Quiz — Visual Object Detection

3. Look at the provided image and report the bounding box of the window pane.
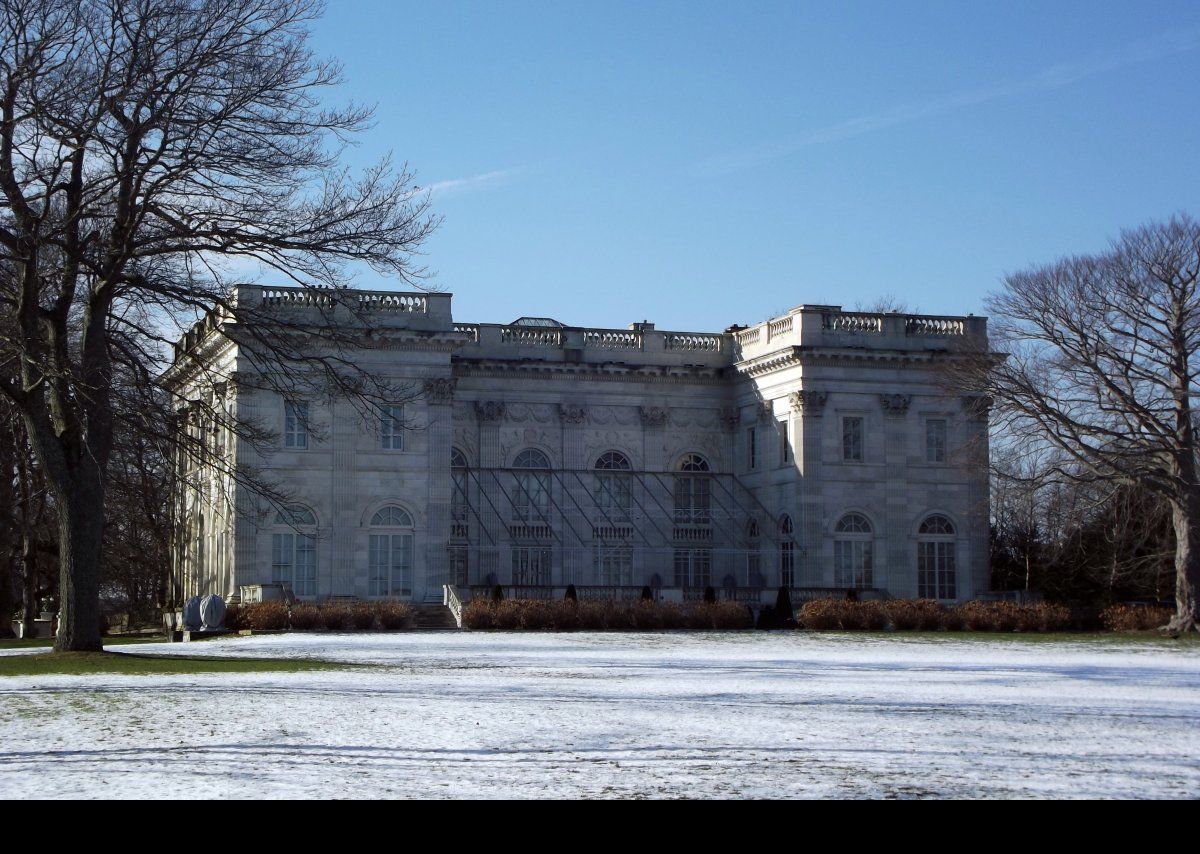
[926,419,947,463]
[842,416,863,462]
[381,405,404,450]
[284,401,308,449]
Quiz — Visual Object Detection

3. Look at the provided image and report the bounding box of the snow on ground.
[1,632,1198,799]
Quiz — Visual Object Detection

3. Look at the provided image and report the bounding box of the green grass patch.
[0,635,167,651]
[0,651,352,677]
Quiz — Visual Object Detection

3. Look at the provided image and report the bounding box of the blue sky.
[309,0,1200,331]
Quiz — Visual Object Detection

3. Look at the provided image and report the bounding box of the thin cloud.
[423,169,515,197]
[696,26,1200,176]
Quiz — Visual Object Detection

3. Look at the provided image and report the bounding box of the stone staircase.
[411,603,459,630]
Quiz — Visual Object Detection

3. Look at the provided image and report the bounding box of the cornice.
[732,345,979,377]
[451,359,727,385]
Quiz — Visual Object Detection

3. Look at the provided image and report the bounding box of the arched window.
[834,512,873,589]
[451,448,470,538]
[272,505,317,596]
[594,451,632,516]
[369,505,414,598]
[779,514,795,589]
[512,449,551,522]
[918,515,957,600]
[746,519,763,588]
[674,453,711,524]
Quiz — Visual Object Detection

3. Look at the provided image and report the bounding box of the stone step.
[410,604,459,630]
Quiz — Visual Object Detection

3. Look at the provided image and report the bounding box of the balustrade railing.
[823,312,884,333]
[453,323,480,341]
[583,329,643,349]
[904,316,966,336]
[499,326,563,346]
[663,332,724,352]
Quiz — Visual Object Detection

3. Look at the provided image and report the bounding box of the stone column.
[640,406,670,585]
[423,378,456,601]
[559,404,587,586]
[880,393,912,597]
[791,390,826,588]
[232,388,262,600]
[475,401,505,585]
[330,398,357,598]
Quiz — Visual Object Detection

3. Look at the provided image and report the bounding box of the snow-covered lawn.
[1,632,1197,799]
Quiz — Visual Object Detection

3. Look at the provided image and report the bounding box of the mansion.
[166,286,992,612]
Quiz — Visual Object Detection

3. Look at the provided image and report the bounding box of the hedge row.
[1098,604,1174,633]
[462,598,754,631]
[226,601,414,632]
[795,599,1075,633]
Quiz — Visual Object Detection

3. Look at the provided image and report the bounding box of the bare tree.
[967,215,1200,634]
[0,0,437,651]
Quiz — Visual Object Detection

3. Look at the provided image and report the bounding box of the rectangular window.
[781,541,795,588]
[595,473,631,517]
[272,532,316,596]
[511,547,552,586]
[284,401,309,449]
[747,552,762,587]
[834,540,873,588]
[673,548,711,588]
[451,471,470,538]
[450,546,469,587]
[369,533,413,597]
[380,405,405,450]
[747,426,758,470]
[674,476,711,524]
[918,541,957,599]
[779,418,791,466]
[842,416,864,462]
[926,418,947,463]
[594,546,633,586]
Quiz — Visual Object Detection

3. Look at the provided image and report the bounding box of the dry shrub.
[798,599,842,630]
[958,601,999,632]
[457,598,751,631]
[462,598,492,630]
[289,603,322,631]
[377,601,414,630]
[492,600,522,630]
[940,606,966,632]
[225,604,245,631]
[708,602,754,630]
[320,603,352,631]
[860,601,889,631]
[350,603,377,630]
[239,601,289,631]
[631,599,665,630]
[886,600,921,631]
[1101,603,1173,632]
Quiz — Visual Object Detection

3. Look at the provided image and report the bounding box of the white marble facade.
[167,287,991,606]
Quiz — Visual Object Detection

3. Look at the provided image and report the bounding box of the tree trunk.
[21,535,37,634]
[1168,495,1200,635]
[51,471,106,652]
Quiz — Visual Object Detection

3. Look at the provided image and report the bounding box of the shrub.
[462,598,492,630]
[886,600,922,631]
[640,586,654,601]
[289,603,322,631]
[631,599,664,630]
[940,606,966,632]
[564,585,578,602]
[1100,603,1173,633]
[702,586,717,605]
[377,601,414,630]
[238,601,289,631]
[492,599,522,630]
[860,601,889,631]
[349,603,377,631]
[490,585,505,603]
[709,602,754,630]
[320,604,352,631]
[225,604,245,631]
[798,599,842,630]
